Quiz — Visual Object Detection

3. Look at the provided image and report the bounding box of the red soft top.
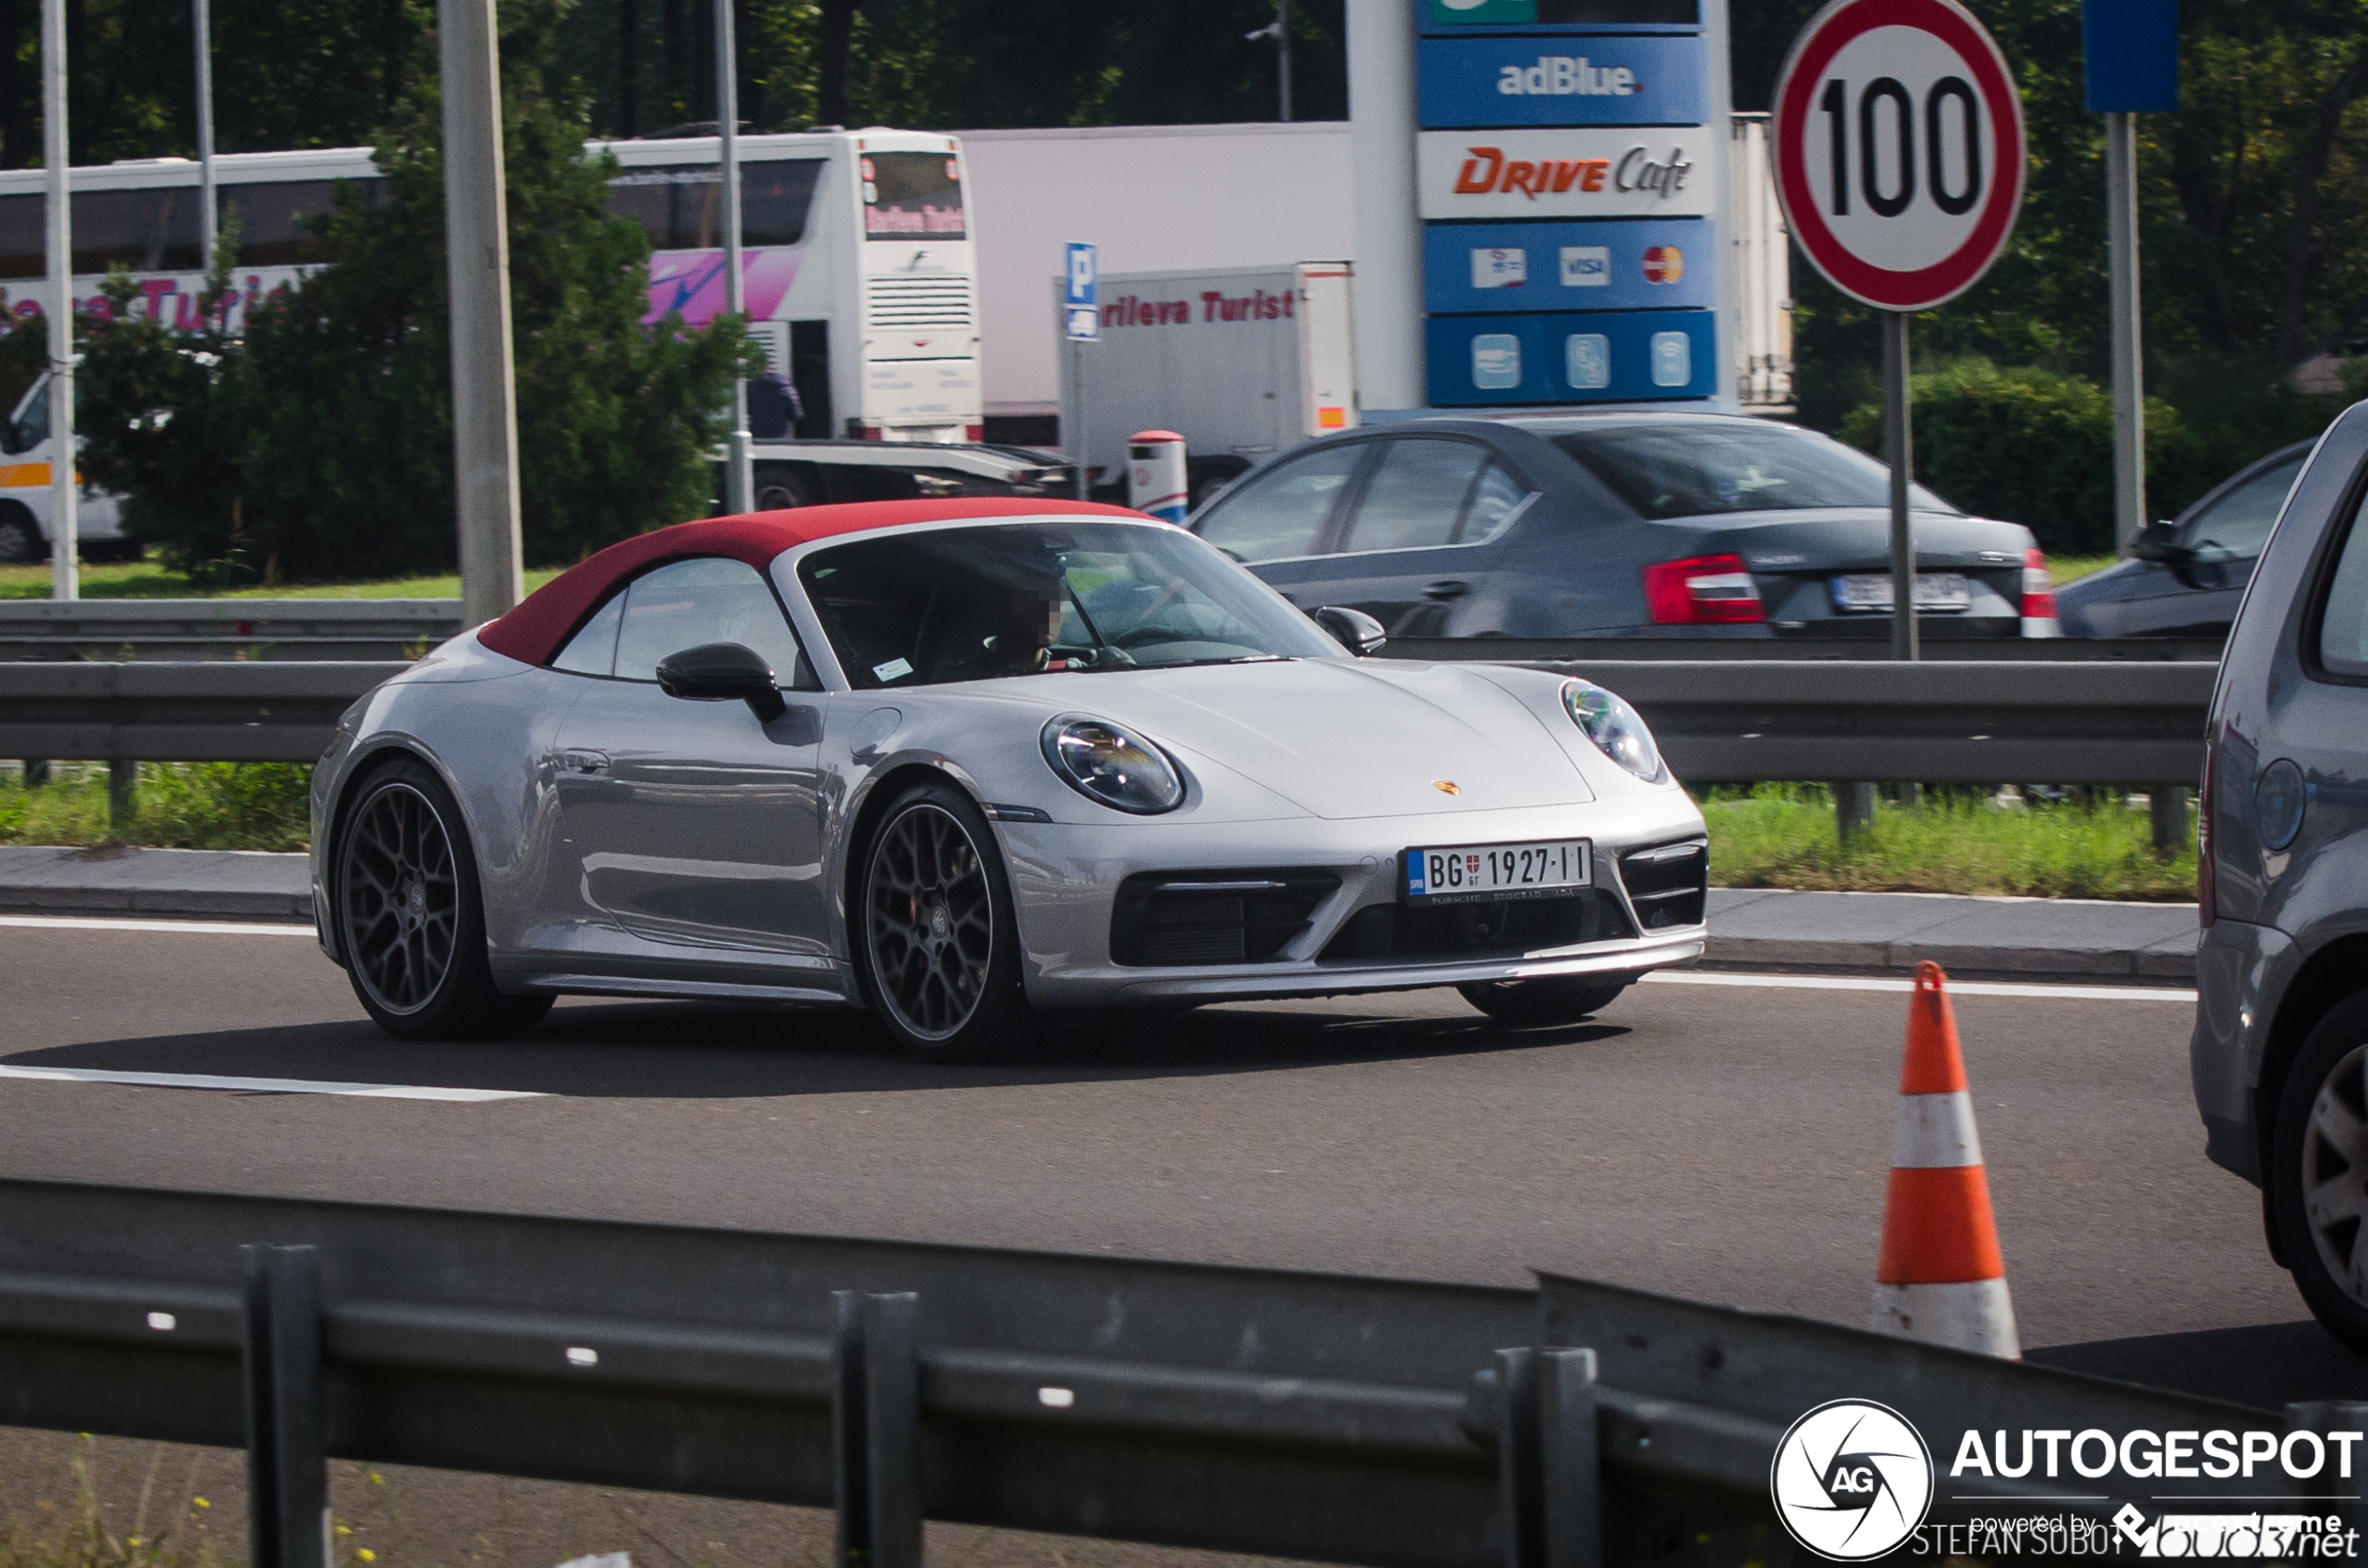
[476,497,1150,667]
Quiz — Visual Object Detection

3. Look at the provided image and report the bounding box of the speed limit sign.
[1772,0,2025,311]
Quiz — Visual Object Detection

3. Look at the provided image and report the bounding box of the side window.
[551,592,625,675]
[1339,439,1488,555]
[8,378,49,452]
[1460,461,1534,545]
[612,557,808,683]
[1192,443,1366,562]
[2185,455,2305,563]
[2319,497,2368,679]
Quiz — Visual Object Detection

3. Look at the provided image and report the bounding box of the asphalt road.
[6,913,2363,1567]
[0,914,2354,1403]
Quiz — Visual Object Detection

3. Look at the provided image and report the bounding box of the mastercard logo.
[1643,245,1685,284]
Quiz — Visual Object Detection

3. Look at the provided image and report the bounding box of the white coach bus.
[0,128,982,560]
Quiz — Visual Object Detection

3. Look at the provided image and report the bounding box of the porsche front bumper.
[997,795,1707,1009]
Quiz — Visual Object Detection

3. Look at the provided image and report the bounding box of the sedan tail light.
[2020,546,2060,637]
[1644,553,1764,625]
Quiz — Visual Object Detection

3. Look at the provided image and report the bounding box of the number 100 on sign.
[1773,0,2024,312]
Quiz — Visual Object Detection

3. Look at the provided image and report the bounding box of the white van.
[0,371,130,562]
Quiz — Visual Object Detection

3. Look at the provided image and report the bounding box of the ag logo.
[1769,1399,1934,1561]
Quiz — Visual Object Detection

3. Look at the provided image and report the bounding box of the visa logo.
[1560,245,1611,286]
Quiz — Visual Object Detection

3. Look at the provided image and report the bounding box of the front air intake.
[1109,870,1340,967]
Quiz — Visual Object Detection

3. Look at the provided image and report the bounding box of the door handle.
[560,749,611,776]
[1423,580,1470,600]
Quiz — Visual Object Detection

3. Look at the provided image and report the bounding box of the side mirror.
[2129,519,2187,564]
[655,641,787,721]
[1312,604,1387,657]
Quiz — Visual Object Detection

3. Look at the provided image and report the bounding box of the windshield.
[797,521,1342,689]
[1552,423,1959,519]
[2183,453,2304,563]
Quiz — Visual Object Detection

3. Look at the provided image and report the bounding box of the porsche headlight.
[1562,681,1666,783]
[1040,716,1185,814]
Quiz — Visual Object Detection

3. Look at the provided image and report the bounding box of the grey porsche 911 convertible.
[310,497,1708,1058]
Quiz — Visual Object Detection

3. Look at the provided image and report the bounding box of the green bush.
[1839,357,2355,555]
[1839,362,2182,555]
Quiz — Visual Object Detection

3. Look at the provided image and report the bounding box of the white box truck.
[1055,260,1357,505]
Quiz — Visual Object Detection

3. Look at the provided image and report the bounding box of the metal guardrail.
[0,658,2213,784]
[1535,659,2215,787]
[1389,636,2227,663]
[0,660,401,764]
[0,600,2219,666]
[3,1177,2350,1568]
[0,600,460,662]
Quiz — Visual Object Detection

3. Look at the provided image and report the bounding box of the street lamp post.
[41,0,75,601]
[717,0,752,515]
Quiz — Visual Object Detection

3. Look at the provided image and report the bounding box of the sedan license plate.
[1831,571,1971,612]
[1405,840,1590,904]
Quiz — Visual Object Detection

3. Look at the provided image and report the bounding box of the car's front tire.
[853,778,1030,1061]
[334,756,553,1040]
[1458,977,1628,1025]
[2271,991,2368,1354]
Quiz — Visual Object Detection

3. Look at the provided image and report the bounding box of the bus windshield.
[862,152,963,239]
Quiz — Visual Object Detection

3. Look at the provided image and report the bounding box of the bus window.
[0,195,38,278]
[606,158,821,251]
[861,153,962,240]
[73,188,204,274]
[218,178,386,267]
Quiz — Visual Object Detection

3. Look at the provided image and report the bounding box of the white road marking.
[0,914,315,937]
[0,1064,541,1101]
[1645,970,2196,1003]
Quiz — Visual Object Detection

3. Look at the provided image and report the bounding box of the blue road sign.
[1424,308,1714,406]
[1423,216,1715,315]
[1066,242,1098,307]
[1065,241,1099,341]
[2083,0,2178,113]
[1416,34,1708,129]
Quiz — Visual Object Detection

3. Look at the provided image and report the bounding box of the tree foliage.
[75,0,754,583]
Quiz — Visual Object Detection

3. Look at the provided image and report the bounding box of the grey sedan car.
[310,498,1709,1060]
[1185,411,2058,641]
[2190,406,2368,1351]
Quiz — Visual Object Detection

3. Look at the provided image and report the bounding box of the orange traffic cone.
[1870,961,2020,1358]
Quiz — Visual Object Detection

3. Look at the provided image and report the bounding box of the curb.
[0,846,313,922]
[0,848,2202,984]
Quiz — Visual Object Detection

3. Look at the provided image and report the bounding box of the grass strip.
[0,768,2198,901]
[1699,783,2197,901]
[0,563,566,600]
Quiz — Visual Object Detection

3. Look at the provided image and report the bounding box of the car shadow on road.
[2028,1319,2368,1409]
[2,997,1630,1098]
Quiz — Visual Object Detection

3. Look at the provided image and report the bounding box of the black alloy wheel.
[1458,977,1629,1025]
[335,757,552,1040]
[2272,992,2368,1354]
[856,779,1027,1060]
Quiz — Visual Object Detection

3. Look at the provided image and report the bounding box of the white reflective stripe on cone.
[1891,1089,1985,1169]
[1871,1278,2021,1359]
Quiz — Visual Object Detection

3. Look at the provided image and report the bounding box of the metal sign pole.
[1882,310,1917,662]
[41,0,74,601]
[1073,337,1087,501]
[2105,108,2144,547]
[194,0,216,270]
[717,0,751,515]
[440,0,525,627]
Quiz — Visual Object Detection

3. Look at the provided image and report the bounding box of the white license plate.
[1832,571,1971,612]
[1404,840,1590,904]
